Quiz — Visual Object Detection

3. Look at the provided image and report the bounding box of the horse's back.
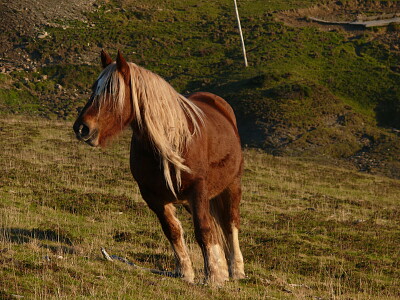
[188,92,238,134]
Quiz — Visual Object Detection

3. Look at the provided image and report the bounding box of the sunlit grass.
[0,115,399,299]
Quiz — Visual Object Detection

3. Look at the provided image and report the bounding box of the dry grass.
[0,115,399,299]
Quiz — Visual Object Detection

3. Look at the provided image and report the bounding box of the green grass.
[0,88,39,113]
[15,0,399,123]
[1,115,399,299]
[4,0,397,167]
[0,74,41,114]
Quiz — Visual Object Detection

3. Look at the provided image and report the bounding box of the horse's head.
[73,50,133,147]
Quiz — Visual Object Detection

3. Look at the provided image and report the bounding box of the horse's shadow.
[2,227,77,254]
[133,252,174,271]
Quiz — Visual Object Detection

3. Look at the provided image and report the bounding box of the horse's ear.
[116,50,130,80]
[100,50,113,68]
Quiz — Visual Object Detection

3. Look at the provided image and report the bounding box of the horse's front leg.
[142,190,194,283]
[191,179,229,285]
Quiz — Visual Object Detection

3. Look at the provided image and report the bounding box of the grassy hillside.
[1,1,399,299]
[1,0,399,177]
[1,115,399,299]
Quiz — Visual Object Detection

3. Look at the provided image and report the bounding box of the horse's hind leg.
[215,178,245,280]
[191,179,229,285]
[142,192,194,282]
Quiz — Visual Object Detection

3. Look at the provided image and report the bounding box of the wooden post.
[233,0,248,67]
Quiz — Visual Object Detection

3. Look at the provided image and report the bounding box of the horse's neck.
[130,123,157,154]
[130,132,162,171]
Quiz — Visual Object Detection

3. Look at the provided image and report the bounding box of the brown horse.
[73,50,245,285]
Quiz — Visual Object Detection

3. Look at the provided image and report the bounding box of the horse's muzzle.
[73,121,98,146]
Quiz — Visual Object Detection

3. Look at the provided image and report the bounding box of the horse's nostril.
[79,123,90,138]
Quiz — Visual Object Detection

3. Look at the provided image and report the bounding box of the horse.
[73,50,245,285]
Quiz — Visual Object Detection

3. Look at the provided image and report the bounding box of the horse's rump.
[188,92,239,134]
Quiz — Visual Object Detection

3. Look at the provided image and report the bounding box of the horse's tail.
[209,194,230,257]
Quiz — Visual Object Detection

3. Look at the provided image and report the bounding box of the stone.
[37,32,48,39]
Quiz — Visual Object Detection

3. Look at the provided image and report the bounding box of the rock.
[55,84,63,90]
[37,32,48,39]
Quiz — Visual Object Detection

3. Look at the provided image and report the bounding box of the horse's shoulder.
[188,92,237,127]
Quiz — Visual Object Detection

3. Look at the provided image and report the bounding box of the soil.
[0,0,96,70]
[277,1,400,28]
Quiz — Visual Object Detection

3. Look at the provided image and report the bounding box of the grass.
[11,0,399,124]
[0,74,40,115]
[3,0,398,171]
[1,1,399,295]
[1,115,399,299]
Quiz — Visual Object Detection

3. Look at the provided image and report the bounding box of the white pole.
[233,0,248,67]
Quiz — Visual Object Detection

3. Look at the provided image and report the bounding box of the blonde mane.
[93,62,204,197]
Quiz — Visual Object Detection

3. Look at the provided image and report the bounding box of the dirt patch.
[277,1,400,31]
[0,0,96,70]
[276,1,400,55]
